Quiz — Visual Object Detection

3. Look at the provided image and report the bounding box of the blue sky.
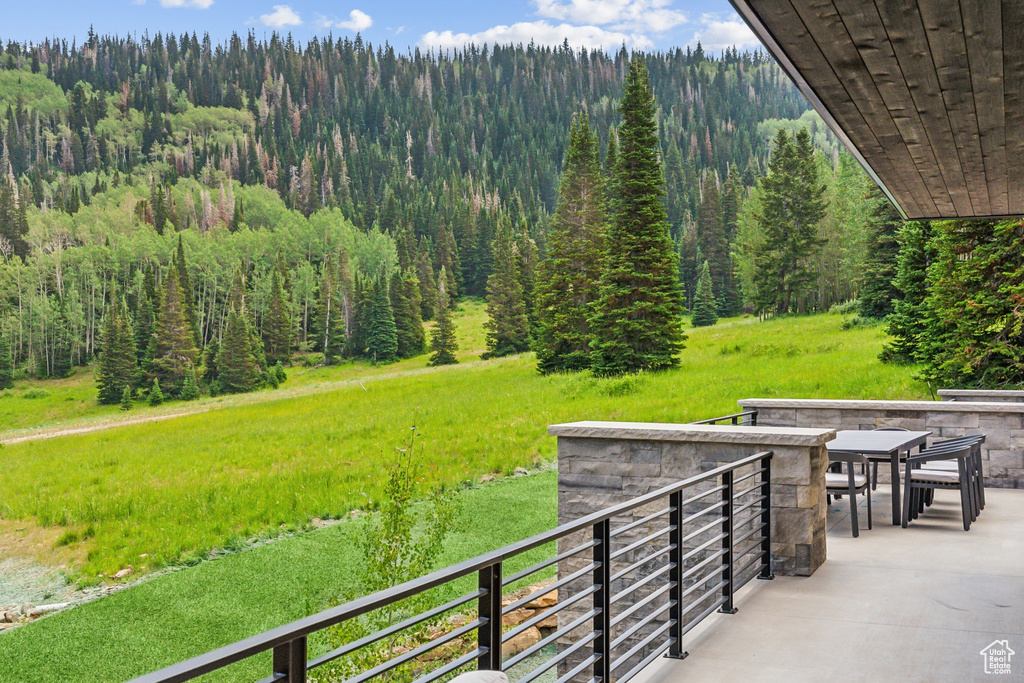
[1,0,762,54]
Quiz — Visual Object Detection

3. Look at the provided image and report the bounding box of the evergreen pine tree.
[590,58,686,375]
[858,187,904,320]
[96,299,139,404]
[181,367,199,401]
[483,215,530,359]
[175,236,200,346]
[120,385,133,411]
[691,261,719,327]
[202,338,219,385]
[217,306,260,393]
[428,269,458,367]
[262,268,292,365]
[751,129,827,315]
[148,265,198,396]
[534,114,607,374]
[392,270,425,358]
[0,330,13,390]
[416,243,438,320]
[366,277,399,364]
[880,221,934,364]
[149,378,164,405]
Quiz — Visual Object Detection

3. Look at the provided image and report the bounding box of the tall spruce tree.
[590,58,686,375]
[483,215,530,359]
[858,188,904,320]
[175,236,200,346]
[428,269,458,367]
[0,329,13,390]
[262,268,292,365]
[534,115,607,374]
[133,290,154,371]
[880,221,934,364]
[96,299,138,404]
[217,306,261,393]
[366,278,399,364]
[148,265,198,396]
[690,261,719,327]
[392,270,425,358]
[751,129,827,316]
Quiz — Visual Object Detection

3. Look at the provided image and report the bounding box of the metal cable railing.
[130,451,773,683]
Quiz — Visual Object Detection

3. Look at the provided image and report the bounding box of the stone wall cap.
[738,397,1024,413]
[547,421,835,446]
[937,389,1024,397]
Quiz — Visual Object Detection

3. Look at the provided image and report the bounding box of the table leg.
[890,451,901,526]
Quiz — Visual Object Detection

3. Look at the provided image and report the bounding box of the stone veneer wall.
[549,422,834,681]
[938,389,1024,403]
[738,398,1024,489]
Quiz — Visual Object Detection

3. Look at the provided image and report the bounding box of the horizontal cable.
[735,557,766,591]
[611,579,675,628]
[410,648,485,683]
[515,630,600,683]
[679,499,728,527]
[678,548,728,585]
[553,657,599,683]
[676,568,724,605]
[611,506,673,539]
[610,599,674,650]
[610,544,674,583]
[679,484,727,509]
[610,526,673,561]
[677,582,728,622]
[503,608,599,670]
[679,516,728,550]
[733,522,767,549]
[503,584,599,642]
[609,619,674,672]
[503,562,598,614]
[616,638,674,683]
[734,536,767,564]
[733,494,767,518]
[610,561,674,606]
[308,589,484,668]
[733,467,768,486]
[502,539,600,586]
[679,532,729,567]
[340,619,483,683]
[678,594,728,638]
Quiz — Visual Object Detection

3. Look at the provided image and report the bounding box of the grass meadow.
[0,305,927,581]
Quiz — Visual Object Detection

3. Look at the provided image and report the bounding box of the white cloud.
[534,0,686,33]
[260,4,303,28]
[315,9,372,32]
[159,0,214,8]
[688,13,759,52]
[419,21,651,52]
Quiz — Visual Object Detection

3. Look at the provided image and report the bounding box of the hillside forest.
[0,32,903,402]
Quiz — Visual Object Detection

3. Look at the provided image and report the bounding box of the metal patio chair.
[826,450,872,537]
[918,434,986,513]
[901,441,979,531]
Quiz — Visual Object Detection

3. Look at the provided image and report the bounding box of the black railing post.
[750,410,758,426]
[665,491,687,660]
[719,471,738,614]
[758,452,775,580]
[593,519,611,683]
[477,562,503,671]
[272,636,307,683]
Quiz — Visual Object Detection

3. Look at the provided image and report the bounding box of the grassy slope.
[0,309,926,580]
[0,471,559,683]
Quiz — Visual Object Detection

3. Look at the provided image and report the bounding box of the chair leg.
[960,481,972,531]
[849,485,859,538]
[902,483,912,528]
[866,485,872,530]
[871,461,878,491]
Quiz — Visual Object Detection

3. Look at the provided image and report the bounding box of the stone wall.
[938,389,1024,403]
[738,398,1024,489]
[549,422,834,681]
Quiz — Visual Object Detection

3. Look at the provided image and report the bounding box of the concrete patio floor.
[635,486,1024,682]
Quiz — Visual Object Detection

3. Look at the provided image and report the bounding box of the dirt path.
[0,408,214,445]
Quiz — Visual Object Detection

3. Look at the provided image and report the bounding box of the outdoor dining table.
[826,429,931,526]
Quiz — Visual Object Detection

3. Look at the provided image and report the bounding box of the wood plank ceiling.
[729,0,1024,220]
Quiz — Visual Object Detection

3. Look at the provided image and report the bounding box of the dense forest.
[0,30,881,397]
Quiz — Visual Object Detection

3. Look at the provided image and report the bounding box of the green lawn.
[0,471,559,683]
[0,310,926,580]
